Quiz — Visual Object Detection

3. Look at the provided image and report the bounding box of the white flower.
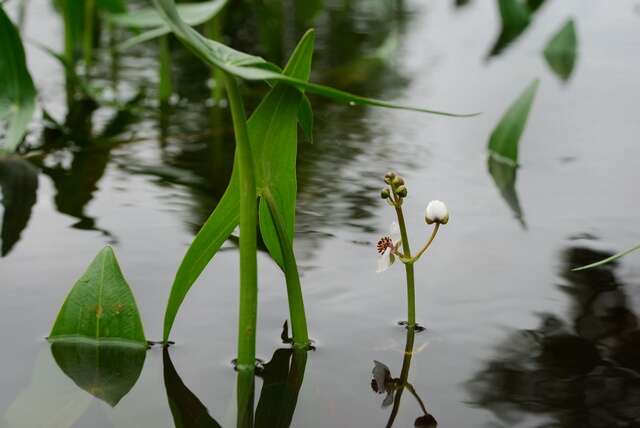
[425,200,449,225]
[376,222,403,273]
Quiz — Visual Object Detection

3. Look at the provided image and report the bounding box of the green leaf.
[108,0,228,50]
[0,5,37,153]
[49,246,147,346]
[297,95,314,143]
[488,79,539,165]
[0,157,38,256]
[544,19,577,81]
[51,340,146,406]
[162,30,312,340]
[488,157,525,228]
[163,348,222,427]
[572,243,640,271]
[96,0,126,14]
[488,0,532,57]
[151,0,476,117]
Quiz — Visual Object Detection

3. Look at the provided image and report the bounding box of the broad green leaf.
[488,0,531,57]
[0,5,37,153]
[107,0,227,50]
[163,348,222,427]
[51,340,146,406]
[572,243,640,271]
[544,19,577,81]
[0,158,38,256]
[488,157,525,228]
[151,0,475,117]
[488,79,539,165]
[162,30,313,340]
[49,246,147,346]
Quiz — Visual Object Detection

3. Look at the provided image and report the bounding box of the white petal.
[425,200,449,224]
[376,252,394,273]
[389,221,401,242]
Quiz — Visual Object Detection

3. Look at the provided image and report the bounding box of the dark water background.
[1,0,640,426]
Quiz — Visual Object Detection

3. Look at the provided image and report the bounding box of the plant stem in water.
[394,202,416,327]
[222,72,258,372]
[83,0,95,71]
[159,35,173,104]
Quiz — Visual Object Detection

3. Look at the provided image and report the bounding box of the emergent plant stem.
[393,199,416,328]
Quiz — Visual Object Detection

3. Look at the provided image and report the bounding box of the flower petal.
[389,221,401,242]
[377,252,394,273]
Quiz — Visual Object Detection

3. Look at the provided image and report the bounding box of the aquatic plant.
[377,172,448,329]
[151,0,473,378]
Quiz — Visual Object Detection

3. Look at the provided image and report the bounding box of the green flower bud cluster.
[380,171,408,202]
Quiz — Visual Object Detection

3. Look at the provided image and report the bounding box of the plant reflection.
[371,328,437,428]
[50,340,146,407]
[163,339,308,428]
[467,246,640,427]
[0,157,38,256]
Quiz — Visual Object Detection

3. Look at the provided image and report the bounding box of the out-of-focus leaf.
[163,348,222,427]
[151,0,476,117]
[108,0,228,50]
[525,0,546,12]
[572,243,640,271]
[488,157,525,228]
[544,19,577,81]
[49,246,147,345]
[488,0,531,57]
[96,0,126,13]
[488,79,539,165]
[0,5,37,153]
[0,158,38,256]
[51,340,146,406]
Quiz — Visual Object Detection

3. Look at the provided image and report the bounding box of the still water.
[2,0,640,426]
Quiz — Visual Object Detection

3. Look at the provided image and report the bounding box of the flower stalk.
[377,172,449,329]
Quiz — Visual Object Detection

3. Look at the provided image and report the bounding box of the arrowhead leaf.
[544,19,577,81]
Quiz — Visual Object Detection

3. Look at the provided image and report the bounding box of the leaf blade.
[544,19,577,81]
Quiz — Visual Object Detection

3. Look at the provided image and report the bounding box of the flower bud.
[392,176,405,187]
[396,185,407,198]
[384,171,396,184]
[380,188,391,199]
[425,200,449,225]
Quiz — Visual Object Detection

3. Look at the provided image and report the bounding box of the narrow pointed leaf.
[0,5,37,153]
[572,243,640,271]
[488,79,539,165]
[488,157,525,228]
[544,19,577,81]
[151,0,476,117]
[488,0,531,57]
[108,0,227,49]
[49,246,147,345]
[298,95,314,143]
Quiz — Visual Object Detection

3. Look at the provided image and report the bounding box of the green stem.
[394,200,415,327]
[83,0,95,71]
[206,15,226,104]
[159,35,173,104]
[223,72,258,372]
[405,224,439,264]
[236,369,255,428]
[263,190,310,349]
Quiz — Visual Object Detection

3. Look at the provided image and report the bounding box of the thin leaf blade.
[544,19,577,81]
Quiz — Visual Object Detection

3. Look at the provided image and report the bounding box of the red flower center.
[377,236,394,254]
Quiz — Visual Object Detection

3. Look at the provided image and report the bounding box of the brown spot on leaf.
[95,305,103,318]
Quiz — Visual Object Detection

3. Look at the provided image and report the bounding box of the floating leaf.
[0,157,38,256]
[51,340,146,406]
[163,348,222,427]
[0,5,37,153]
[49,246,147,345]
[488,79,539,165]
[107,0,228,50]
[488,157,525,228]
[544,19,577,81]
[572,243,640,271]
[151,0,476,117]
